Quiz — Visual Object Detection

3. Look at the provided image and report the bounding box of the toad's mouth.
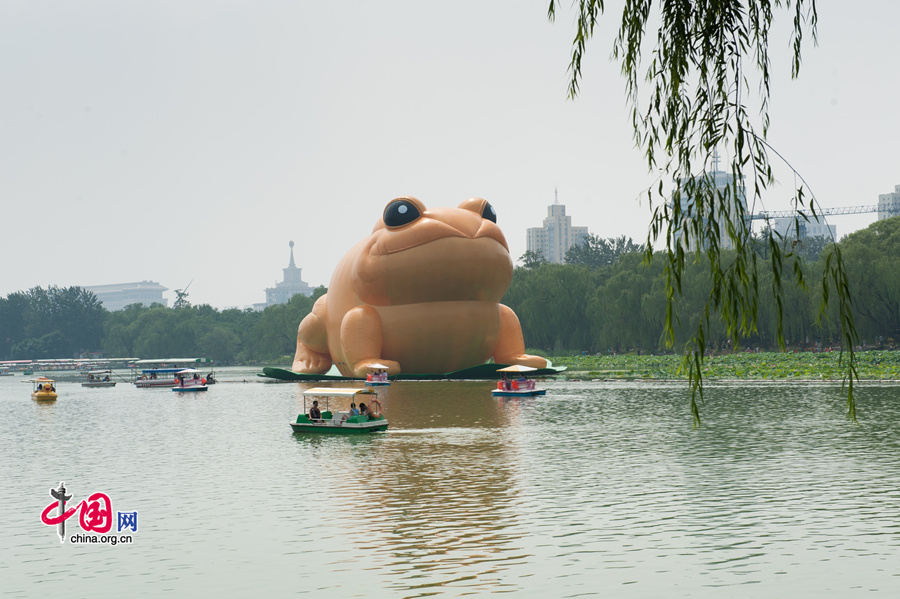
[368,217,509,256]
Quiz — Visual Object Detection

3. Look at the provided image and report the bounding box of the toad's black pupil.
[482,202,497,223]
[384,200,421,227]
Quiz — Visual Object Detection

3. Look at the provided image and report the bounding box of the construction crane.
[751,204,898,220]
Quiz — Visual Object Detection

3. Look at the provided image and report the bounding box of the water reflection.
[1,374,898,597]
[289,382,529,596]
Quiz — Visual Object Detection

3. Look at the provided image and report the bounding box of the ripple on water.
[0,374,898,597]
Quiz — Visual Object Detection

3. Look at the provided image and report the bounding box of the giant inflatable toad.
[292,197,548,377]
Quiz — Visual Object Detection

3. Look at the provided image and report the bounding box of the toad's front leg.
[340,305,402,377]
[492,304,549,368]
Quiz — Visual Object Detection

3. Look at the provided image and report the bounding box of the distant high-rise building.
[771,216,836,240]
[83,281,168,311]
[526,195,589,263]
[878,184,900,220]
[675,169,748,251]
[256,241,312,310]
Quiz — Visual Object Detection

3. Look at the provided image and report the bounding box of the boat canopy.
[141,368,184,374]
[496,364,538,373]
[176,369,201,374]
[365,363,391,370]
[132,358,210,365]
[29,378,56,383]
[303,387,375,397]
[87,370,112,375]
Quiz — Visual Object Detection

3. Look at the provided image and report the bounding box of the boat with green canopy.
[291,387,388,434]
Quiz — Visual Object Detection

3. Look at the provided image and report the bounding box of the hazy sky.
[2,1,898,308]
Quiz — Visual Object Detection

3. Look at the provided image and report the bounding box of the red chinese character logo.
[79,493,112,533]
[41,501,76,526]
[41,492,112,534]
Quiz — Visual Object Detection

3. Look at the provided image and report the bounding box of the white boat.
[492,364,547,397]
[364,362,391,386]
[132,358,214,388]
[0,366,14,377]
[172,369,208,393]
[82,370,116,388]
[134,368,184,388]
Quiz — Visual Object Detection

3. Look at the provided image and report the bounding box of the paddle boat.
[82,370,116,388]
[291,387,388,434]
[134,368,183,388]
[492,364,547,397]
[31,378,58,401]
[133,358,214,388]
[172,369,208,393]
[0,366,13,377]
[364,363,391,386]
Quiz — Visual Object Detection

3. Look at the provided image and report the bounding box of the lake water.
[1,369,898,597]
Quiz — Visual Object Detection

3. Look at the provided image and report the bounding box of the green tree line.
[504,216,900,354]
[0,286,325,364]
[1,216,897,363]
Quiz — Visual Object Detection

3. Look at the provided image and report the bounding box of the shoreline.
[556,375,900,383]
[549,349,900,382]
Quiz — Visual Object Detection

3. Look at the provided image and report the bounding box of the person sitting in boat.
[103,374,110,382]
[88,374,95,381]
[206,372,216,384]
[149,372,158,380]
[36,383,43,391]
[359,402,369,418]
[350,402,360,416]
[309,400,322,421]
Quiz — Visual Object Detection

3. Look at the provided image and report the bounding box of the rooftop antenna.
[554,187,559,204]
[712,147,720,173]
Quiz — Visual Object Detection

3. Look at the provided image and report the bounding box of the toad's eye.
[383,199,421,228]
[482,202,497,223]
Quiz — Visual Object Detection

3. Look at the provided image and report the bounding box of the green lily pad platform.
[259,362,566,382]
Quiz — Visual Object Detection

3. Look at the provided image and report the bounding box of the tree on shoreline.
[0,286,105,359]
[565,234,644,268]
[548,0,858,422]
[505,218,899,357]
